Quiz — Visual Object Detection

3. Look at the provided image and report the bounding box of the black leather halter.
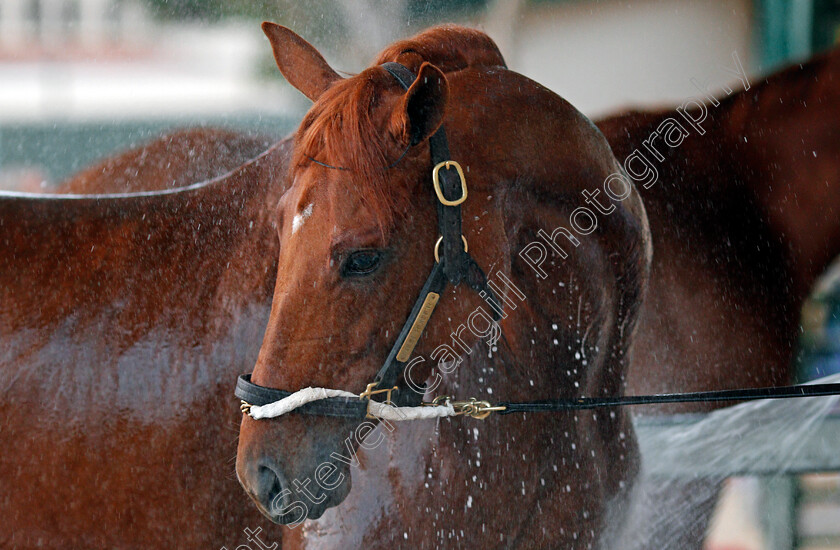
[235,63,840,421]
[236,62,503,419]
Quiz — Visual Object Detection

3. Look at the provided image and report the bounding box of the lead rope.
[241,377,840,422]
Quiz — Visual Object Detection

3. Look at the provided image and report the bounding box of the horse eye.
[341,250,383,277]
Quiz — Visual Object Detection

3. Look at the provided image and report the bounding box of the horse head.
[236,22,651,545]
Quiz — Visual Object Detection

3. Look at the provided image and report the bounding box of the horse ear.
[397,62,449,145]
[262,22,341,102]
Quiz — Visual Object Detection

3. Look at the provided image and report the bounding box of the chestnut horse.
[233,23,650,550]
[234,27,840,549]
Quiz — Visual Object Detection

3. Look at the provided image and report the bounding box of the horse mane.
[372,24,506,73]
[293,25,506,228]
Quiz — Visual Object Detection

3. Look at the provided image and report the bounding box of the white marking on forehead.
[292,203,314,234]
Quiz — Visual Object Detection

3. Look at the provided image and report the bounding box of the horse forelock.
[292,25,506,231]
[293,69,410,230]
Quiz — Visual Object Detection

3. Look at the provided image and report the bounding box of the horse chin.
[261,483,351,526]
[265,505,330,526]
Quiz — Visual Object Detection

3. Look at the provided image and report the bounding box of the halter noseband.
[235,63,840,422]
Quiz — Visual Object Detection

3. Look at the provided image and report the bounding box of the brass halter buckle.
[424,395,507,420]
[432,160,468,206]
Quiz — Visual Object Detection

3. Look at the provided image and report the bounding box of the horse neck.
[398,276,637,549]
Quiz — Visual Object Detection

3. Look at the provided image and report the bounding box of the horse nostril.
[256,464,289,517]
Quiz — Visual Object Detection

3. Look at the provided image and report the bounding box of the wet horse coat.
[0,22,838,549]
[0,137,291,546]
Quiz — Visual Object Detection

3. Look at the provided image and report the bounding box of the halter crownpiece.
[235,63,840,422]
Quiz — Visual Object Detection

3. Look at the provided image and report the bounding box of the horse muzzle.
[236,416,356,525]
